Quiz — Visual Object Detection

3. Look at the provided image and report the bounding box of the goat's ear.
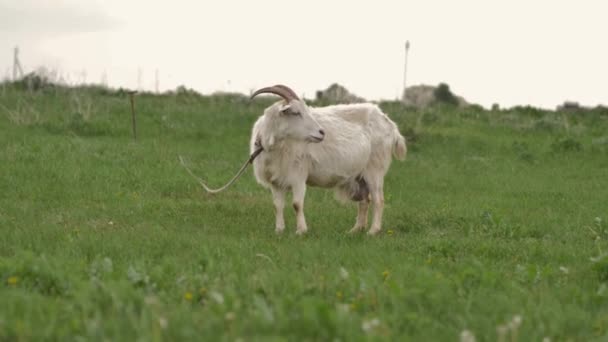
[279,104,299,116]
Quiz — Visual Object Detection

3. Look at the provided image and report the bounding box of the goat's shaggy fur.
[250,98,406,235]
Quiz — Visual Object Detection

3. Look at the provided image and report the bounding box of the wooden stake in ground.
[127,91,138,140]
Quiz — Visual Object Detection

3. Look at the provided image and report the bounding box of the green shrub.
[433,83,458,105]
[551,137,583,153]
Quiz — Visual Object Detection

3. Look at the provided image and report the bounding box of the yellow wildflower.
[7,276,18,285]
[184,292,193,301]
[382,270,390,280]
[387,229,394,236]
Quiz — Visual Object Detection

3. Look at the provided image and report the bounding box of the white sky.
[1,0,607,109]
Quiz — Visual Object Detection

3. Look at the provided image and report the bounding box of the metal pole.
[101,70,108,87]
[403,41,410,101]
[13,46,23,80]
[13,47,17,80]
[155,69,159,94]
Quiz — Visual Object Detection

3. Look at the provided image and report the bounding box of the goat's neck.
[264,138,306,159]
[260,138,308,180]
[255,138,309,189]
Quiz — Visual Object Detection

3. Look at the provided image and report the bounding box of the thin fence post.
[127,91,138,140]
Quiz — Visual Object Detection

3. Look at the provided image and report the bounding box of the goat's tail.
[392,128,407,161]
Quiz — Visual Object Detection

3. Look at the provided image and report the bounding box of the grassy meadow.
[1,81,608,341]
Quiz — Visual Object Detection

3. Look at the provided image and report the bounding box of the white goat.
[249,85,406,235]
[181,84,406,235]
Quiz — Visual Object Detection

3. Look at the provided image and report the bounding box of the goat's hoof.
[348,226,365,234]
[367,228,381,236]
[275,228,285,234]
[295,228,308,235]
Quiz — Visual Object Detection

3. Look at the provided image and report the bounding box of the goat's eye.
[281,109,301,117]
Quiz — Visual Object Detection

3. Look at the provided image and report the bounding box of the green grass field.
[1,82,608,341]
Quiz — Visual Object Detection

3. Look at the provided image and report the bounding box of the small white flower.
[511,315,522,327]
[559,266,569,274]
[362,318,380,333]
[460,329,476,342]
[597,283,607,296]
[209,291,224,305]
[158,317,168,329]
[337,303,350,314]
[339,267,349,280]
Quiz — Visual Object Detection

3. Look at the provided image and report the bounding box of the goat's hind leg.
[367,177,385,236]
[348,176,370,233]
[349,198,370,233]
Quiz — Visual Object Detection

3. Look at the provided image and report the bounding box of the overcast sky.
[1,0,606,108]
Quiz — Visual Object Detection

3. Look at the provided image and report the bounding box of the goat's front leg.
[291,182,308,235]
[271,186,286,234]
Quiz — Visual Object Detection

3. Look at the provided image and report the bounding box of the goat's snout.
[314,128,325,142]
[307,127,325,143]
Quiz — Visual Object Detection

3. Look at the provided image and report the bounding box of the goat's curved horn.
[275,84,300,100]
[250,85,298,102]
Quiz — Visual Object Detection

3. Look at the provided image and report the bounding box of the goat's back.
[312,103,375,128]
[314,102,406,167]
[306,109,372,186]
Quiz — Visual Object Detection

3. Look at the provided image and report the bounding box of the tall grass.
[1,82,608,340]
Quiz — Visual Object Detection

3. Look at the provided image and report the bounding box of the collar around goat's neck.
[249,137,264,163]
